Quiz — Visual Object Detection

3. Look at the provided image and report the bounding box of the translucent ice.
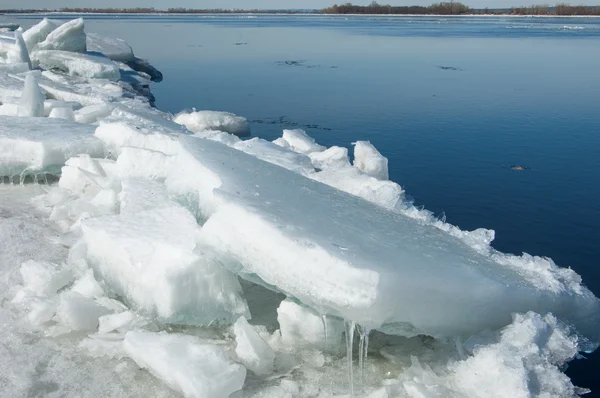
[123,330,247,398]
[17,75,44,117]
[277,298,344,353]
[7,31,32,69]
[233,316,275,376]
[86,33,134,62]
[56,291,111,331]
[49,106,75,121]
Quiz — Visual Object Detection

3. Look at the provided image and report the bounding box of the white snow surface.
[0,17,598,398]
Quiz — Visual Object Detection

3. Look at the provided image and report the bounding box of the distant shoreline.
[3,12,600,18]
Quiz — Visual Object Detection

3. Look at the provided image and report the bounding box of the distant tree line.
[2,3,600,15]
[322,1,470,15]
[0,7,316,14]
[508,3,600,14]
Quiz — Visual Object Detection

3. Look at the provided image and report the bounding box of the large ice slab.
[79,204,249,325]
[0,115,104,176]
[37,18,86,53]
[0,70,27,104]
[124,331,246,398]
[86,33,134,62]
[33,50,120,81]
[168,136,600,341]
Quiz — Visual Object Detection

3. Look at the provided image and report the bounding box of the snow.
[123,331,247,398]
[353,141,389,180]
[233,316,276,376]
[33,50,121,81]
[17,75,45,117]
[170,136,600,341]
[37,18,87,53]
[87,33,134,62]
[174,110,251,137]
[0,115,104,177]
[22,18,57,52]
[115,147,175,180]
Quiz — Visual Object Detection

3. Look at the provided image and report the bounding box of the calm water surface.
[5,14,600,391]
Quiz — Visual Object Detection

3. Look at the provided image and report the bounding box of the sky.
[5,0,600,10]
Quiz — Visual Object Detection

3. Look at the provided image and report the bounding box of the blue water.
[6,14,600,392]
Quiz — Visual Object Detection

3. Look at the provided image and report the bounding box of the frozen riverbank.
[1,17,599,397]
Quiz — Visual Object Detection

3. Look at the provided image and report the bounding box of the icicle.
[455,336,466,360]
[42,174,49,185]
[345,320,356,397]
[322,314,328,352]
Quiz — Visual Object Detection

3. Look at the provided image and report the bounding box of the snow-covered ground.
[0,17,599,398]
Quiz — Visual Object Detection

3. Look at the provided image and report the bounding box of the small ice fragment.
[98,311,135,334]
[233,316,275,376]
[19,260,73,296]
[56,291,111,331]
[278,129,326,154]
[174,110,250,137]
[17,75,45,117]
[70,269,104,299]
[124,330,246,398]
[49,106,75,121]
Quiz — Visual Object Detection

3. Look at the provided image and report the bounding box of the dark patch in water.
[234,42,248,46]
[437,66,463,71]
[251,116,332,131]
[276,60,338,69]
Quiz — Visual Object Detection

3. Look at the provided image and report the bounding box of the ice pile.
[1,17,599,398]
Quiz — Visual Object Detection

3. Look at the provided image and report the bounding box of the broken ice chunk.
[33,50,121,81]
[124,331,246,398]
[233,316,275,376]
[275,129,326,154]
[17,75,44,117]
[0,115,104,177]
[353,140,389,180]
[71,269,105,299]
[49,106,75,121]
[80,206,249,325]
[7,31,32,69]
[22,18,57,52]
[57,291,111,331]
[174,110,250,137]
[37,18,86,53]
[86,32,134,62]
[19,260,73,297]
[309,146,350,170]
